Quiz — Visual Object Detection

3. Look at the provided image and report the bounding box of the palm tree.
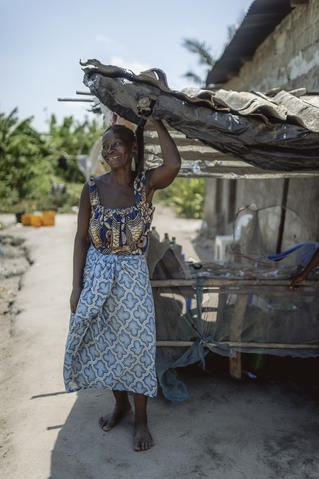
[182,13,245,87]
[182,38,215,86]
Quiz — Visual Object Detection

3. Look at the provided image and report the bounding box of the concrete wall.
[204,179,237,237]
[234,178,318,253]
[204,0,319,255]
[225,0,319,92]
[205,175,319,255]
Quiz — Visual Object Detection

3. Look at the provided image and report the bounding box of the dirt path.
[0,208,318,479]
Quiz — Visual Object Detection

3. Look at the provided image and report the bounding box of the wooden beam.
[290,0,309,6]
[144,125,319,179]
[151,278,318,288]
[57,98,93,102]
[156,340,319,350]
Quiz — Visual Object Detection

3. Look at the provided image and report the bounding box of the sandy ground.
[1,206,319,479]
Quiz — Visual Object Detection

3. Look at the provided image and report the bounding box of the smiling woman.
[102,126,136,171]
[63,118,181,452]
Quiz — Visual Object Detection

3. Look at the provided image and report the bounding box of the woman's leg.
[133,393,154,451]
[99,390,132,431]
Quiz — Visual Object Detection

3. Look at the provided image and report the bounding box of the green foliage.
[182,38,215,86]
[54,182,84,213]
[0,109,103,213]
[0,108,205,219]
[182,38,215,67]
[46,114,103,183]
[0,108,52,211]
[156,177,205,219]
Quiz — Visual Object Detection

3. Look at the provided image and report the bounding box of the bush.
[0,109,103,214]
[156,177,205,219]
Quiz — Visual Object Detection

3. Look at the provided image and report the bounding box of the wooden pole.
[156,340,319,350]
[229,295,248,379]
[151,278,318,288]
[276,178,290,253]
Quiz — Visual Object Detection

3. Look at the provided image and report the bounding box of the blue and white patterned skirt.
[63,245,157,397]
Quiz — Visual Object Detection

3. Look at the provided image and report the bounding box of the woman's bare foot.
[133,423,154,451]
[99,404,132,432]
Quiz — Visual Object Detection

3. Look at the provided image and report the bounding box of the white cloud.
[110,56,150,75]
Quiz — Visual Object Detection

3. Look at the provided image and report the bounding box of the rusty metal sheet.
[81,60,319,172]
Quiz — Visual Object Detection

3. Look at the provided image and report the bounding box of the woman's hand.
[70,286,82,313]
[289,248,319,290]
[289,272,306,290]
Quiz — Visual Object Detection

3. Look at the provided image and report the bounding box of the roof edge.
[206,0,295,86]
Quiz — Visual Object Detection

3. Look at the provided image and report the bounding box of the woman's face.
[101,130,134,171]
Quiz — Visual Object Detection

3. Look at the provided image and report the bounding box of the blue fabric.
[156,341,210,402]
[64,245,157,397]
[267,241,319,264]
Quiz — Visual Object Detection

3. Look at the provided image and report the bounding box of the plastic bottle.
[162,232,170,245]
[151,226,160,241]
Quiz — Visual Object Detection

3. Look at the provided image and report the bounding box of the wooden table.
[151,277,319,379]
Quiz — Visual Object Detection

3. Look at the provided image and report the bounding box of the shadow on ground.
[50,356,319,479]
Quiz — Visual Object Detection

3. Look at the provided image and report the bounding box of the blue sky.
[0,0,252,131]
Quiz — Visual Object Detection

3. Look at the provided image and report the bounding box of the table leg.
[229,294,248,379]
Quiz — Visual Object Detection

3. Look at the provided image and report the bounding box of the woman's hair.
[105,124,135,146]
[105,121,145,172]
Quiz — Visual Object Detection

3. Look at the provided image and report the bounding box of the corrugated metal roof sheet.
[80,60,319,174]
[206,0,293,86]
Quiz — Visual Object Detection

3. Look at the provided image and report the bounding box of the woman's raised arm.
[145,120,181,201]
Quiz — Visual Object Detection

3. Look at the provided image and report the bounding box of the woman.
[63,119,181,451]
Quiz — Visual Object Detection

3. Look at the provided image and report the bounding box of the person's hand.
[70,286,82,313]
[136,97,155,118]
[289,273,306,290]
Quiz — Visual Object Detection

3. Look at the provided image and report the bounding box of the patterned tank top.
[88,171,155,255]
